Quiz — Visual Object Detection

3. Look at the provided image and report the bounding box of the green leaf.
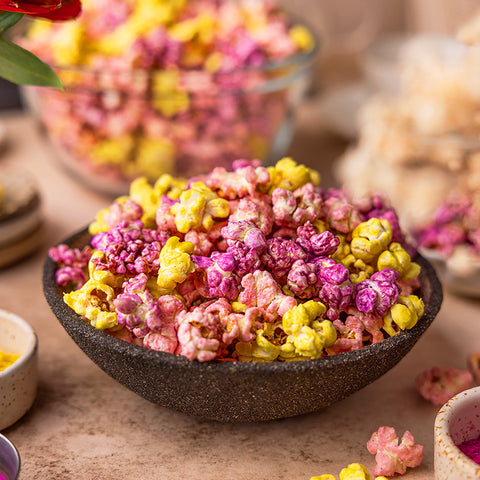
[0,35,63,88]
[0,12,24,33]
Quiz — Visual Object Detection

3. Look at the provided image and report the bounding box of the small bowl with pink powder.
[434,386,480,480]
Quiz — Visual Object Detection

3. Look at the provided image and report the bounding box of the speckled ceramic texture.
[434,386,480,480]
[0,309,38,431]
[43,228,443,423]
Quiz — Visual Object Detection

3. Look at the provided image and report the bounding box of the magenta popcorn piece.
[261,237,307,279]
[318,263,354,320]
[54,266,86,289]
[193,251,239,300]
[227,242,262,276]
[287,259,321,299]
[91,220,168,275]
[416,366,473,405]
[367,426,424,477]
[221,220,266,252]
[355,270,400,317]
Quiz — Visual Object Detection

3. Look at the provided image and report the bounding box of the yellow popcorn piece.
[289,25,315,51]
[351,218,393,264]
[339,463,371,480]
[132,137,176,181]
[383,295,425,337]
[341,255,375,283]
[280,301,335,359]
[129,174,187,228]
[310,476,337,480]
[231,302,247,313]
[169,13,217,45]
[282,300,326,335]
[171,181,230,233]
[157,236,195,292]
[236,329,281,362]
[267,157,321,193]
[377,242,421,282]
[64,279,118,330]
[90,136,134,167]
[151,71,190,117]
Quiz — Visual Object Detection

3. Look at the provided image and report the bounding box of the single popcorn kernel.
[171,182,230,233]
[64,279,118,330]
[377,242,421,282]
[382,295,424,336]
[267,157,320,193]
[157,236,195,292]
[339,463,371,480]
[281,301,336,359]
[351,218,393,264]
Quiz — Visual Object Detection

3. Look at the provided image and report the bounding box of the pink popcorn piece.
[355,270,400,317]
[415,366,473,405]
[48,244,92,289]
[367,426,424,477]
[91,220,169,276]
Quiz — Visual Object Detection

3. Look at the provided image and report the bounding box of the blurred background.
[2,0,479,110]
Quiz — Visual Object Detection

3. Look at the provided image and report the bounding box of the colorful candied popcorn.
[310,462,388,480]
[22,0,315,189]
[415,189,480,270]
[366,426,424,477]
[415,366,473,405]
[0,350,20,372]
[49,158,425,362]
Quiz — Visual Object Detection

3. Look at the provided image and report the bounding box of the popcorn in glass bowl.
[21,0,317,195]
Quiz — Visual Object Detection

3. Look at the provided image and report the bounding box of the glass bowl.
[23,37,317,196]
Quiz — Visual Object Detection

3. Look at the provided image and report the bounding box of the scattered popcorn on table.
[21,0,316,191]
[415,366,473,405]
[309,462,389,480]
[50,158,426,362]
[367,426,424,477]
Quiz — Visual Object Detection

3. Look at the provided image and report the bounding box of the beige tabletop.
[0,108,477,480]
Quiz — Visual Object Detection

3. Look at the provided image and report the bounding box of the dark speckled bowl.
[43,228,443,423]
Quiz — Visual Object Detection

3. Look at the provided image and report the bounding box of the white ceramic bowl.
[0,309,38,431]
[434,386,480,480]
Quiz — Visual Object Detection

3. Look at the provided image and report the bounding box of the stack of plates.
[0,166,43,268]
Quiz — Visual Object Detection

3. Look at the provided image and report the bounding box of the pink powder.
[457,434,480,464]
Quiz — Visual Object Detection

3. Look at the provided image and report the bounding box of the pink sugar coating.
[457,434,480,465]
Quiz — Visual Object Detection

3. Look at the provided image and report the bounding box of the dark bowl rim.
[43,226,443,374]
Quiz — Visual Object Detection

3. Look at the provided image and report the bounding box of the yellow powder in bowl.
[0,350,20,372]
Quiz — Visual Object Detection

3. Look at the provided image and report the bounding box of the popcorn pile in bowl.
[49,158,426,363]
[22,0,316,195]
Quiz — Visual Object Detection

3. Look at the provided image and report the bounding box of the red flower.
[0,0,81,20]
